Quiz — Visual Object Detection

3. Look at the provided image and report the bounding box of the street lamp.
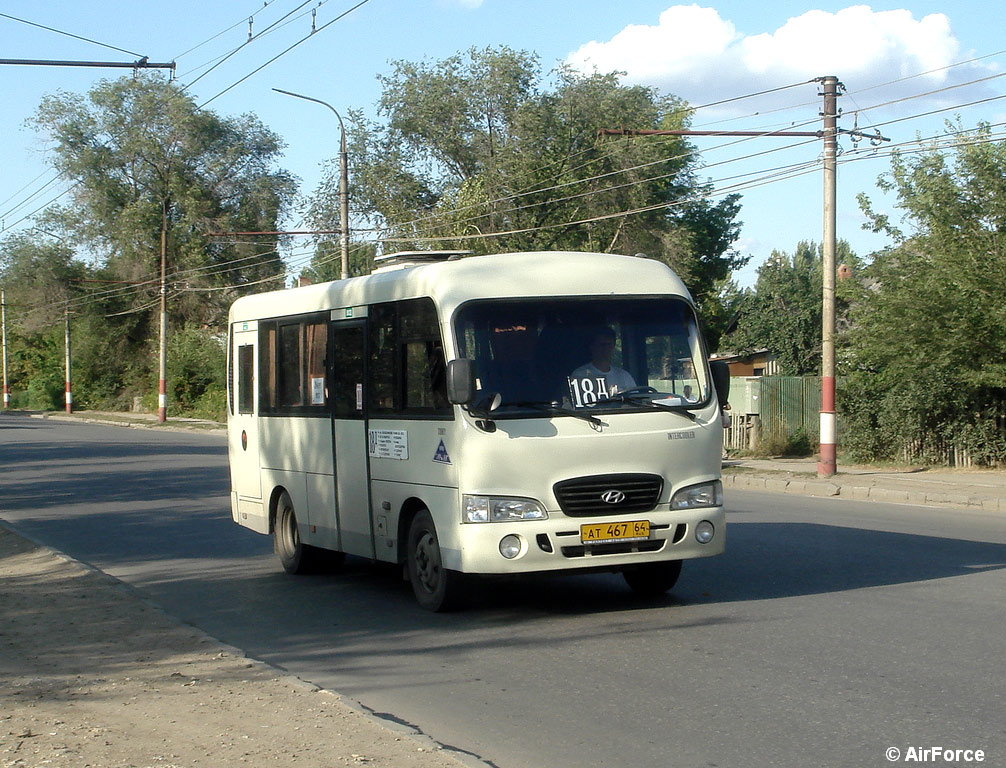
[273,88,350,280]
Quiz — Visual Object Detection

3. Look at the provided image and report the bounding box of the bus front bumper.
[445,506,725,575]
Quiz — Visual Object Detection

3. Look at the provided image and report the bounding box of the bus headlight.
[463,495,548,523]
[671,480,723,510]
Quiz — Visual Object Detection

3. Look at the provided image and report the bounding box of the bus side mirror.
[710,360,730,409]
[446,358,477,405]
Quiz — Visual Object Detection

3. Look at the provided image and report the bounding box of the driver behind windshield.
[570,326,635,398]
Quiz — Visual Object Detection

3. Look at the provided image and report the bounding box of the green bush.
[841,370,1006,466]
[747,423,816,458]
[188,387,227,422]
[166,326,226,411]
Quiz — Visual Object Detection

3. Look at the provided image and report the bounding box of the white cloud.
[566,5,994,114]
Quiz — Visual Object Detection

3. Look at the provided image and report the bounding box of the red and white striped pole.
[817,76,839,477]
[158,201,168,423]
[2,290,9,409]
[64,306,72,414]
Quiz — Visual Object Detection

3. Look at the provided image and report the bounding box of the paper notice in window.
[311,377,325,405]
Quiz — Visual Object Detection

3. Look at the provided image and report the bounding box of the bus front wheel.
[407,509,465,612]
[622,559,683,596]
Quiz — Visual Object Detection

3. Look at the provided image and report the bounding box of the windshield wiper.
[598,391,698,421]
[506,400,603,427]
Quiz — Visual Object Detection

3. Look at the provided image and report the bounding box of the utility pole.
[273,88,351,279]
[1,290,9,409]
[818,75,840,478]
[158,201,168,423]
[601,77,889,479]
[64,307,72,414]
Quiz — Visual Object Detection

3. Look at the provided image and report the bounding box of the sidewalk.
[29,408,225,433]
[723,457,1006,513]
[0,523,476,768]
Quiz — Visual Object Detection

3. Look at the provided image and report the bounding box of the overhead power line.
[0,11,145,57]
[198,0,371,107]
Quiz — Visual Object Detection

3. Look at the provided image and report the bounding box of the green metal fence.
[758,376,821,441]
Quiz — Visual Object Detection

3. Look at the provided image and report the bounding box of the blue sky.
[2,1,1003,286]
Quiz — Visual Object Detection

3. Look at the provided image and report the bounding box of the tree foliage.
[307,46,745,327]
[33,74,295,323]
[1,74,296,410]
[843,124,1006,464]
[726,240,861,375]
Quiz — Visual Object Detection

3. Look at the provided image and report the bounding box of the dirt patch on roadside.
[0,526,469,768]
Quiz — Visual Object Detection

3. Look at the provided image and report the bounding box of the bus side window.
[369,304,397,412]
[260,316,329,414]
[369,298,450,416]
[304,321,327,406]
[238,345,255,414]
[278,323,302,407]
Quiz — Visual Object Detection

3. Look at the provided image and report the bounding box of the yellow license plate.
[580,520,650,545]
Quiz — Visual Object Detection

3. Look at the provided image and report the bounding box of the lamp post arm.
[273,88,350,279]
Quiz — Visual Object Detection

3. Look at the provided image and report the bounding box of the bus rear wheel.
[622,559,683,596]
[275,491,334,574]
[407,509,465,612]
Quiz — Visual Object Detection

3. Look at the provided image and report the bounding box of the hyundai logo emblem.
[600,489,626,504]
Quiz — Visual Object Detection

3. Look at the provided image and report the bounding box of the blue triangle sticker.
[432,439,451,464]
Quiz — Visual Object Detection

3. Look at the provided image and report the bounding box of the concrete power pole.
[64,307,72,414]
[158,202,168,423]
[1,290,9,409]
[818,76,840,478]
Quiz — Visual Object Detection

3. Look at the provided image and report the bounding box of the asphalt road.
[1,413,1004,768]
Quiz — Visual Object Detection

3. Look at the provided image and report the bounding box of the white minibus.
[227,250,729,610]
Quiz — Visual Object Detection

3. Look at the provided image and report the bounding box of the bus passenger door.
[329,321,374,559]
[230,323,267,532]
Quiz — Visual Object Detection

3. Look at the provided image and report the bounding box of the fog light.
[499,534,522,559]
[695,520,715,544]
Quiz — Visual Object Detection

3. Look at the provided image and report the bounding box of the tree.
[844,123,1006,465]
[22,74,296,406]
[726,240,861,375]
[298,240,378,283]
[307,47,745,320]
[33,74,295,326]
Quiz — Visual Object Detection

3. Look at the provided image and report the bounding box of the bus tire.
[622,559,683,596]
[407,509,465,612]
[275,491,325,574]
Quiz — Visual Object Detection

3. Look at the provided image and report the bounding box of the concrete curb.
[721,470,1006,513]
[27,411,225,434]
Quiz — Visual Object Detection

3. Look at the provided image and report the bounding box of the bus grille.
[553,473,663,517]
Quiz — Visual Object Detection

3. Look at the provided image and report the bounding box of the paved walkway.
[723,457,1006,513]
[18,410,1006,513]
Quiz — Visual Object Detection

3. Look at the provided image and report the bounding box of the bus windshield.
[454,297,709,415]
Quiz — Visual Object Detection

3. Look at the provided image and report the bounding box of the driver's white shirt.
[570,362,636,396]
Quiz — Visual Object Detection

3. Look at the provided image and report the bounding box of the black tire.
[274,491,338,574]
[407,509,466,612]
[622,559,683,596]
